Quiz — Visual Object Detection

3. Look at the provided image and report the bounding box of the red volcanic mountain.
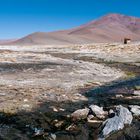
[5,13,140,45]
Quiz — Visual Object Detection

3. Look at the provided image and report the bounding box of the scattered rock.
[65,124,79,131]
[132,90,140,96]
[53,120,64,128]
[0,92,6,96]
[87,114,94,120]
[99,105,133,139]
[71,108,89,120]
[34,128,44,136]
[115,94,124,98]
[123,96,140,100]
[129,105,140,116]
[47,133,56,140]
[59,108,65,112]
[23,99,28,102]
[89,105,107,119]
[53,108,59,112]
[22,104,30,108]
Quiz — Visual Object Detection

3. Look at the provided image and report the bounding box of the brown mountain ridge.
[5,13,140,45]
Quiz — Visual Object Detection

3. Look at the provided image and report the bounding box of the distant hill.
[3,13,140,45]
[0,39,17,45]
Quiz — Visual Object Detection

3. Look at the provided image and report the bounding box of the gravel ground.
[0,43,139,140]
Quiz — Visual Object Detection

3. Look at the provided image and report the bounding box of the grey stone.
[71,108,89,120]
[99,105,133,139]
[129,105,140,116]
[89,105,107,119]
[116,105,133,124]
[100,116,124,138]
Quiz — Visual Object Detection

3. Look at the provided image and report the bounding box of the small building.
[124,38,131,44]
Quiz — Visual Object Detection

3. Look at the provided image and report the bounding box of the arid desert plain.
[0,43,139,140]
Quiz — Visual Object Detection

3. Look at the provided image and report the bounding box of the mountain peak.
[4,13,140,45]
[102,13,128,21]
[102,13,139,21]
[105,13,125,17]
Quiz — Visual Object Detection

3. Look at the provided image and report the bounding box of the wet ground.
[0,43,139,140]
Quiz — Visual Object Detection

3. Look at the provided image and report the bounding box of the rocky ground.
[0,43,139,140]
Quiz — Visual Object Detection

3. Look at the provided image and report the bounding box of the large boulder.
[129,105,140,116]
[116,105,133,124]
[89,105,107,119]
[99,105,133,139]
[99,116,124,138]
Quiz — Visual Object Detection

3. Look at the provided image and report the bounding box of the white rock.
[23,99,28,102]
[87,114,94,120]
[129,105,140,116]
[22,104,30,108]
[100,116,124,138]
[59,108,65,111]
[99,105,133,139]
[53,107,58,112]
[116,105,133,124]
[115,94,124,98]
[89,105,106,119]
[132,90,140,96]
[0,93,6,96]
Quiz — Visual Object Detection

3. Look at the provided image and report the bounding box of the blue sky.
[0,0,140,39]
